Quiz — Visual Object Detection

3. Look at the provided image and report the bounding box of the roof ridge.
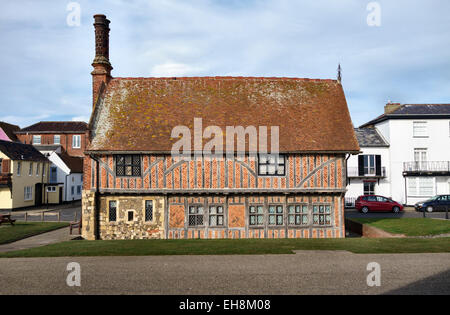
[111,76,337,82]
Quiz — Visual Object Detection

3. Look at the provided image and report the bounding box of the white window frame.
[24,186,33,201]
[46,186,56,192]
[36,163,40,176]
[54,135,61,145]
[413,121,428,138]
[72,135,81,149]
[33,135,41,145]
[407,177,435,197]
[28,163,33,176]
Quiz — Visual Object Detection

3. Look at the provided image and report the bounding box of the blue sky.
[1,0,449,127]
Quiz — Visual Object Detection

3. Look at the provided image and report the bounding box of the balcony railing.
[403,161,450,173]
[0,173,12,186]
[347,167,387,178]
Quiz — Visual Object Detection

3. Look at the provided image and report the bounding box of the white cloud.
[72,116,89,123]
[150,63,205,77]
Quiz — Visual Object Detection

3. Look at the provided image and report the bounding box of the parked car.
[414,195,450,213]
[355,195,404,213]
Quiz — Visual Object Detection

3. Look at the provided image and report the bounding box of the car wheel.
[426,206,433,213]
[361,206,369,214]
[393,206,400,213]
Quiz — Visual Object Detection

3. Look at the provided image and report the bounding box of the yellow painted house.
[0,140,50,210]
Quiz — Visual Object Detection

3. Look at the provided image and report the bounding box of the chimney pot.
[91,14,113,107]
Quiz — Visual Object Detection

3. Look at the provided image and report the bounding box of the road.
[345,208,449,219]
[0,251,449,295]
[1,202,81,222]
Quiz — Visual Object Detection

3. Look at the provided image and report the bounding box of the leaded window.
[268,205,284,225]
[258,154,285,176]
[209,205,224,226]
[249,205,264,226]
[109,200,117,222]
[312,205,332,226]
[115,155,141,177]
[145,200,153,222]
[288,204,309,225]
[188,205,204,226]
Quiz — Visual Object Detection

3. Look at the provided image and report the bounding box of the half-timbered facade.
[81,15,360,240]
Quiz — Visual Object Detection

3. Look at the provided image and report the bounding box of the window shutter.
[375,155,382,176]
[358,155,364,176]
[2,159,11,173]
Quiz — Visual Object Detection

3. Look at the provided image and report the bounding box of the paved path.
[0,227,76,253]
[0,251,448,294]
[0,203,81,223]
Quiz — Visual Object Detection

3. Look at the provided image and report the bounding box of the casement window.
[268,205,284,225]
[145,200,153,222]
[42,164,46,177]
[208,205,224,226]
[115,155,141,177]
[17,162,21,176]
[408,177,435,197]
[24,186,33,201]
[188,205,204,226]
[288,204,309,226]
[36,163,39,176]
[312,205,332,226]
[33,135,41,145]
[363,181,376,195]
[72,135,81,148]
[46,186,56,192]
[258,154,285,176]
[358,155,381,176]
[54,135,60,145]
[413,121,428,137]
[77,185,82,195]
[28,163,33,176]
[71,186,74,195]
[109,200,117,222]
[249,205,264,226]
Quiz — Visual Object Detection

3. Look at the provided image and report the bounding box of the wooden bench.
[0,214,16,226]
[69,219,82,235]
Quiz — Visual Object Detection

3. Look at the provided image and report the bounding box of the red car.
[355,195,404,213]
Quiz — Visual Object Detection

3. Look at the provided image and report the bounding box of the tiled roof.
[361,104,450,127]
[16,121,88,134]
[88,77,360,153]
[393,104,450,115]
[0,140,48,162]
[354,128,389,147]
[58,153,83,173]
[0,121,20,142]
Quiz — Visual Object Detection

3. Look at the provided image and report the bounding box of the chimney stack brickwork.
[91,14,112,106]
[384,102,401,114]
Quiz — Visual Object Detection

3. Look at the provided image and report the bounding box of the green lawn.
[0,222,69,245]
[0,237,449,258]
[350,218,450,236]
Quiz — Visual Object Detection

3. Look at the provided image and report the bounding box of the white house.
[35,145,83,203]
[345,127,390,207]
[349,103,450,206]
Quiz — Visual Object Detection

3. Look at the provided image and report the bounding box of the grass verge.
[0,237,449,258]
[0,222,69,245]
[350,218,450,236]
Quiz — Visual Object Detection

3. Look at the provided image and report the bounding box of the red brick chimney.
[91,14,112,107]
